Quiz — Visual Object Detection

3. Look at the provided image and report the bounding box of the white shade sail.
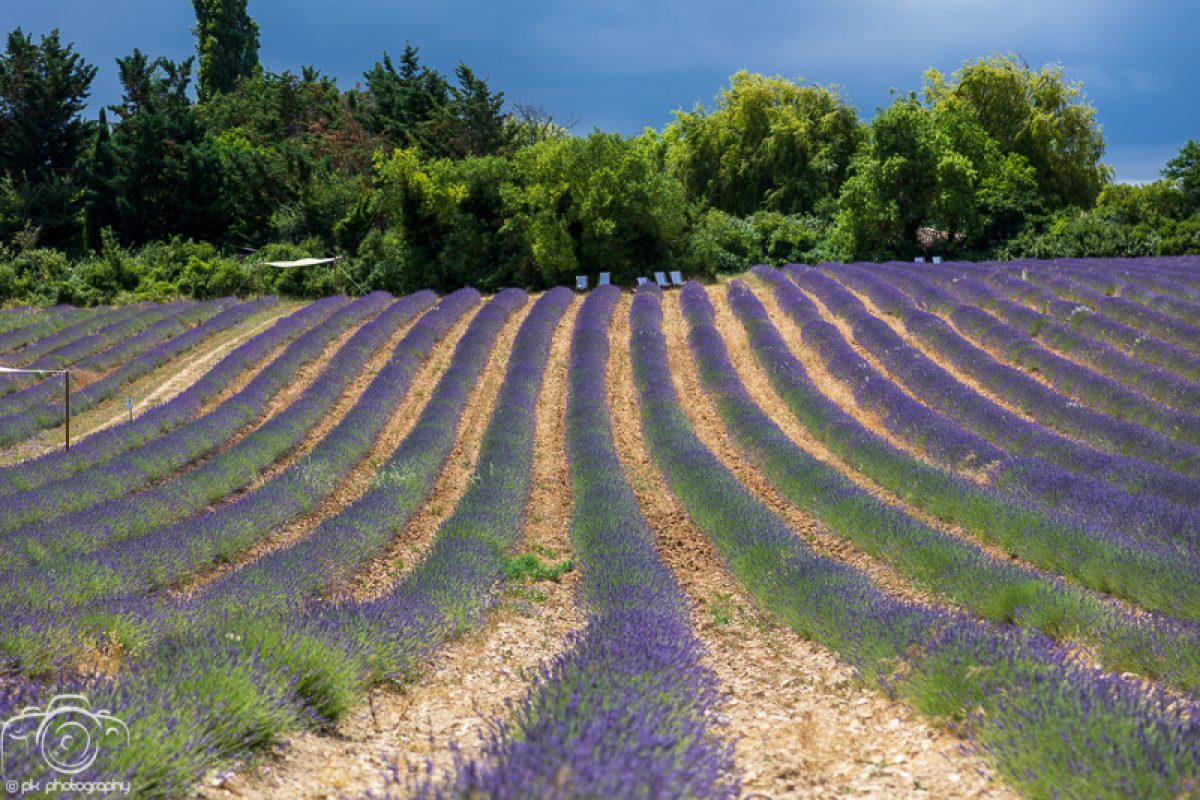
[265,257,338,268]
[0,366,66,374]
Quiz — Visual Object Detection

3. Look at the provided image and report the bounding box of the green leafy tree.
[924,54,1108,209]
[192,0,261,102]
[501,131,688,285]
[834,97,942,260]
[0,28,96,247]
[199,68,369,247]
[353,146,469,293]
[665,71,863,217]
[1164,139,1200,213]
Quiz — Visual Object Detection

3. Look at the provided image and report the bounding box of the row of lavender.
[975,267,1200,380]
[0,297,346,499]
[0,293,395,563]
[98,288,537,795]
[411,285,737,799]
[0,304,146,372]
[0,300,202,407]
[925,257,1200,380]
[919,266,1200,417]
[776,265,1200,557]
[686,279,1200,690]
[0,305,103,351]
[0,291,436,673]
[0,287,532,795]
[1025,257,1200,330]
[731,274,1200,624]
[0,304,73,339]
[0,298,277,446]
[857,261,1200,452]
[0,294,394,534]
[630,281,1200,798]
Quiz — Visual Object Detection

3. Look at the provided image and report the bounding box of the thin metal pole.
[63,370,70,452]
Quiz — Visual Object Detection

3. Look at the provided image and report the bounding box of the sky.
[3,0,1198,183]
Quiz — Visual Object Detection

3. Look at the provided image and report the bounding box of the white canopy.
[0,366,65,374]
[265,257,338,269]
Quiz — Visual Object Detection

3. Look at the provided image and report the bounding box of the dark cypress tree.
[192,0,261,102]
[0,28,97,247]
[445,63,512,158]
[82,108,118,250]
[361,44,450,154]
[107,51,228,244]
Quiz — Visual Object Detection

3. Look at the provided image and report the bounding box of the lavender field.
[1,256,1199,799]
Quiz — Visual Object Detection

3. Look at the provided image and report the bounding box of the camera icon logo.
[1,694,129,778]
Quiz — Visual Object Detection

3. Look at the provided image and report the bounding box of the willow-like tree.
[924,54,1108,209]
[192,0,260,102]
[664,71,863,217]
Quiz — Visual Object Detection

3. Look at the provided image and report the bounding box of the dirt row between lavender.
[196,296,587,799]
[0,303,296,466]
[606,293,1011,800]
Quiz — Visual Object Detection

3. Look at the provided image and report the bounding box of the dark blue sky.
[4,0,1197,182]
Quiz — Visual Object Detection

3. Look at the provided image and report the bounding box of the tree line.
[0,0,1197,304]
